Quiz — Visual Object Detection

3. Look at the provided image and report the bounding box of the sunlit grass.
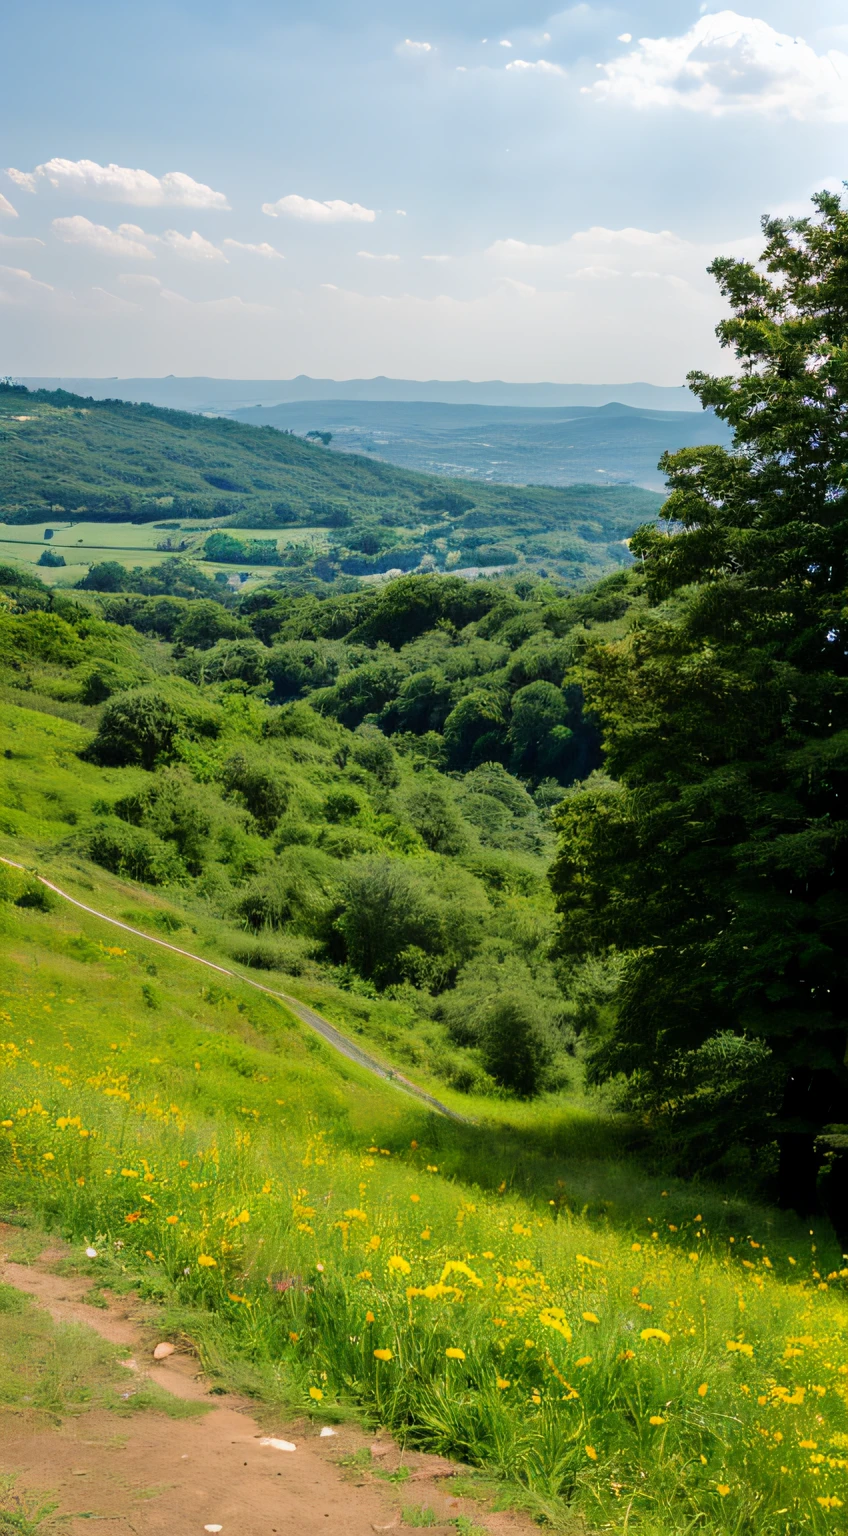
[1,868,847,1534]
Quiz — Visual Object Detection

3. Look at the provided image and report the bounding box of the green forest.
[1,192,847,1535]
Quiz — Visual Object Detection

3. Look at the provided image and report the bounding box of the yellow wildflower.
[640,1329,671,1345]
[198,1254,217,1267]
[582,1311,600,1324]
[373,1348,393,1362]
[446,1347,466,1361]
[585,1446,598,1461]
[309,1387,324,1401]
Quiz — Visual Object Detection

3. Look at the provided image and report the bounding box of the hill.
[1,558,845,1536]
[18,374,703,413]
[226,398,733,492]
[0,383,662,588]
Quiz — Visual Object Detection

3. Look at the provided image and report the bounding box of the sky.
[2,1,847,383]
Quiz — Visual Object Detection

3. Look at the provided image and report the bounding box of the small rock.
[204,1526,223,1533]
[369,1442,389,1458]
[319,1427,337,1438]
[153,1342,176,1360]
[259,1437,296,1452]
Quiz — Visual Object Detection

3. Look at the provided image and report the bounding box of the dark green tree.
[550,190,848,1220]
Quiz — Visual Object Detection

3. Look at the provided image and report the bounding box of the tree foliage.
[551,190,848,1214]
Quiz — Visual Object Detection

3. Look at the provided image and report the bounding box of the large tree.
[550,191,848,1223]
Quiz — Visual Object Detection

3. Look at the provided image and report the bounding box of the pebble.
[319,1427,337,1438]
[153,1341,176,1360]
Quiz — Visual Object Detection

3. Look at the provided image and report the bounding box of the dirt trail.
[0,856,467,1124]
[0,1232,534,1536]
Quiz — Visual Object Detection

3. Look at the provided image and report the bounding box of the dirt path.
[0,857,467,1124]
[0,1232,534,1536]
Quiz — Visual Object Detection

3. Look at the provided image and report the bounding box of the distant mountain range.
[225,398,730,494]
[17,374,702,414]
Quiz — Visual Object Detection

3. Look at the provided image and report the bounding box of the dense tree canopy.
[551,190,848,1222]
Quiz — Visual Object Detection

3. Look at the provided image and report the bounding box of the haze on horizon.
[2,1,847,384]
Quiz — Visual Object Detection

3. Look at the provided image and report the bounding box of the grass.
[0,1279,204,1424]
[1,865,847,1535]
[0,518,325,588]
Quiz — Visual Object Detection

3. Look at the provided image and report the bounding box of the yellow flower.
[649,1415,665,1426]
[539,1308,572,1342]
[367,1235,381,1251]
[358,1269,372,1280]
[289,1331,299,1342]
[585,1446,598,1461]
[576,1254,603,1269]
[582,1311,600,1324]
[640,1329,671,1345]
[799,1440,818,1450]
[373,1348,393,1362]
[496,1377,510,1390]
[817,1497,844,1510]
[166,1215,179,1225]
[198,1254,217,1267]
[726,1340,754,1357]
[309,1387,324,1401]
[531,1392,541,1405]
[440,1261,482,1287]
[576,1356,593,1367]
[446,1347,466,1361]
[631,1242,642,1252]
[697,1383,708,1397]
[410,1194,420,1203]
[421,1229,431,1240]
[388,1255,411,1275]
[365,1310,375,1323]
[121,1168,138,1178]
[1,1120,13,1129]
[717,1486,730,1498]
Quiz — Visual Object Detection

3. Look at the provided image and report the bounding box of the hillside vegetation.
[3,191,848,1534]
[0,383,661,587]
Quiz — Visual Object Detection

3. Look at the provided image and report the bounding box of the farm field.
[0,520,328,587]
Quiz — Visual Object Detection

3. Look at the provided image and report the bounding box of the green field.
[0,520,329,588]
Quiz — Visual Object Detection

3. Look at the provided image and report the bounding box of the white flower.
[86,1246,98,1258]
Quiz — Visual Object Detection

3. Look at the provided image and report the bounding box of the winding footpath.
[0,856,467,1124]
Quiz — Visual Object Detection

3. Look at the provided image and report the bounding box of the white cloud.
[6,169,36,193]
[0,233,45,248]
[0,193,17,217]
[506,59,564,75]
[6,158,229,208]
[223,239,284,259]
[592,10,848,120]
[52,216,156,259]
[118,273,162,288]
[0,264,54,298]
[396,209,407,216]
[500,39,513,48]
[617,33,632,43]
[422,253,451,262]
[357,250,400,261]
[161,229,227,262]
[262,194,376,223]
[397,39,432,55]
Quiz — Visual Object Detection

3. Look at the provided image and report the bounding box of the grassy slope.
[2,705,848,1533]
[0,385,662,587]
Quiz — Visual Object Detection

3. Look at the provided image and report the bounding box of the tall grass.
[1,881,847,1534]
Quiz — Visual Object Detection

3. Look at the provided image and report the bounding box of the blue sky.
[2,2,847,382]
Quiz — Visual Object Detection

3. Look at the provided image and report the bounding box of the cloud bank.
[0,193,17,217]
[6,158,230,208]
[52,216,156,260]
[592,10,848,120]
[262,194,376,223]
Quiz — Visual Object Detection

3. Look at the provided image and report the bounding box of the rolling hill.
[0,383,664,586]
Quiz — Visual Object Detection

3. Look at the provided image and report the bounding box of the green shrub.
[88,820,184,884]
[221,750,290,833]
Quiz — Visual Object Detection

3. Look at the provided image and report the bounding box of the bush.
[336,859,440,984]
[402,777,467,855]
[88,820,184,884]
[88,688,181,769]
[478,991,552,1097]
[221,750,290,833]
[233,848,338,934]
